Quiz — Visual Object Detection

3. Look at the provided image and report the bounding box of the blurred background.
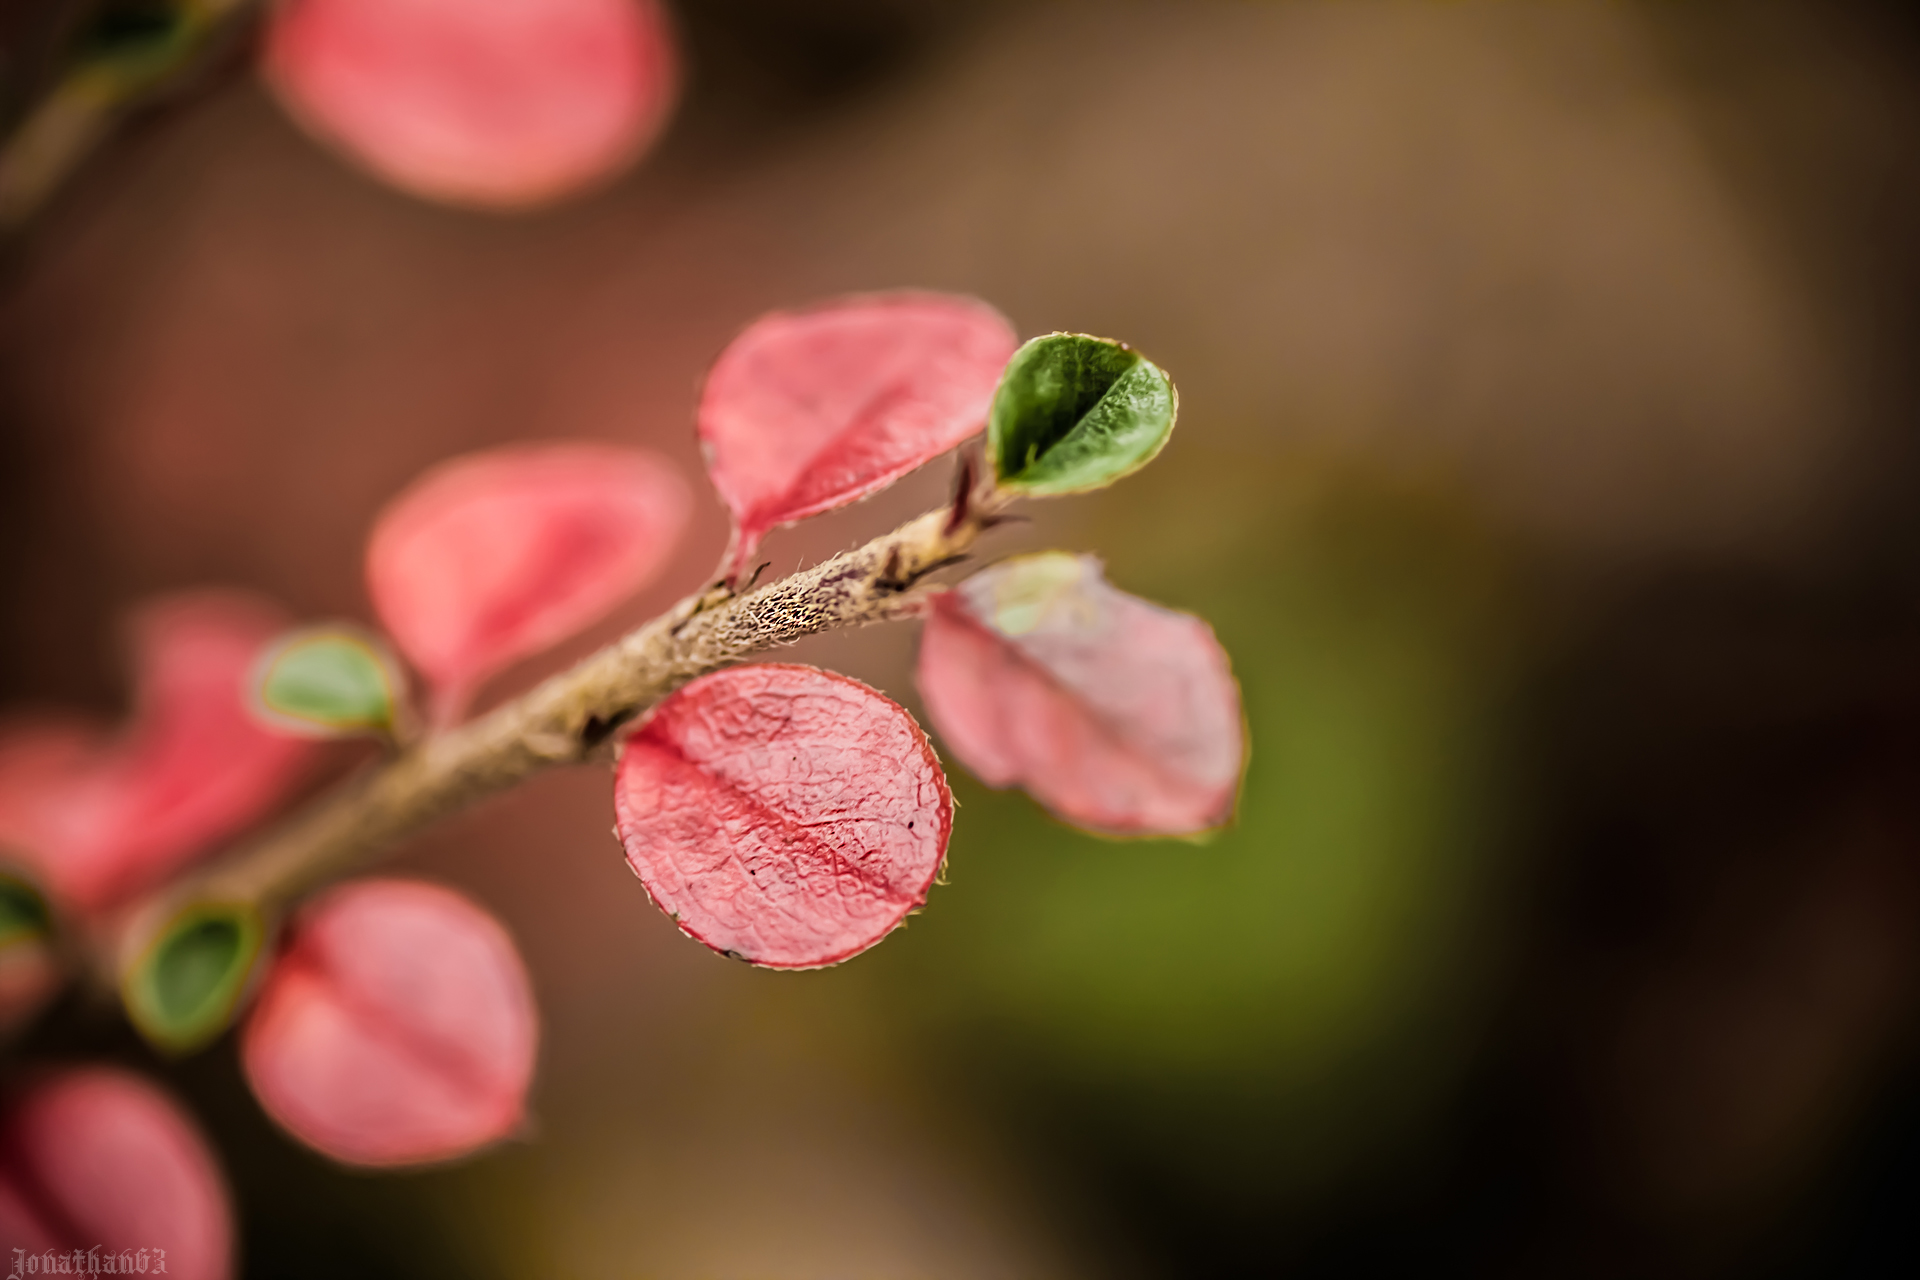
[6,0,1920,1275]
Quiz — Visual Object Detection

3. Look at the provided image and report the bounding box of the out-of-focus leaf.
[0,717,102,893]
[0,592,320,911]
[698,292,1018,582]
[123,901,263,1055]
[0,0,254,230]
[987,334,1176,495]
[0,872,48,948]
[104,594,320,890]
[615,663,952,968]
[366,442,691,725]
[252,626,403,737]
[0,873,58,1035]
[262,0,679,209]
[0,1066,234,1279]
[917,552,1243,836]
[240,878,537,1168]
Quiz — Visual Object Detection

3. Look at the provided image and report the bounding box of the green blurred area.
[869,446,1531,1205]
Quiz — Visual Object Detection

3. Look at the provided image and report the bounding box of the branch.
[0,1,264,232]
[110,489,1002,973]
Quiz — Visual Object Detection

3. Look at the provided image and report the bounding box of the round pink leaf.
[263,0,680,209]
[698,293,1019,582]
[241,878,538,1168]
[366,442,691,723]
[615,663,952,968]
[0,1067,234,1279]
[0,592,319,910]
[916,553,1245,837]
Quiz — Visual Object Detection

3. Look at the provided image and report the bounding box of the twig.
[0,0,264,232]
[110,492,1002,974]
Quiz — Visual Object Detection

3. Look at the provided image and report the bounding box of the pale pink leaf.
[0,1067,233,1280]
[916,552,1245,836]
[241,878,538,1168]
[0,592,319,910]
[698,293,1019,582]
[366,442,691,723]
[263,0,680,209]
[615,663,952,968]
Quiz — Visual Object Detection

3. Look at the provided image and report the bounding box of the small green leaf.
[124,902,263,1054]
[0,873,50,949]
[253,627,402,737]
[987,333,1178,496]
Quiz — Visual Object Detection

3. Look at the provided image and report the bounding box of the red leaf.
[698,293,1018,582]
[916,553,1244,836]
[0,593,319,910]
[366,442,691,724]
[615,664,952,968]
[241,878,538,1168]
[0,1067,233,1279]
[263,0,679,209]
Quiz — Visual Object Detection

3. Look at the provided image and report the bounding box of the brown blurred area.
[8,1,1920,1276]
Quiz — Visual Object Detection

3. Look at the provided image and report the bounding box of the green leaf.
[987,333,1178,496]
[124,902,263,1054]
[0,873,50,949]
[254,627,401,736]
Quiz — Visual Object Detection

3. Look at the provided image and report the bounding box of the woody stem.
[109,481,1007,978]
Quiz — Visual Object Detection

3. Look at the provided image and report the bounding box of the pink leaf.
[0,717,103,873]
[263,0,679,209]
[0,1067,233,1279]
[241,878,538,1168]
[0,593,320,910]
[915,553,1245,837]
[615,663,952,968]
[698,293,1019,582]
[366,442,691,724]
